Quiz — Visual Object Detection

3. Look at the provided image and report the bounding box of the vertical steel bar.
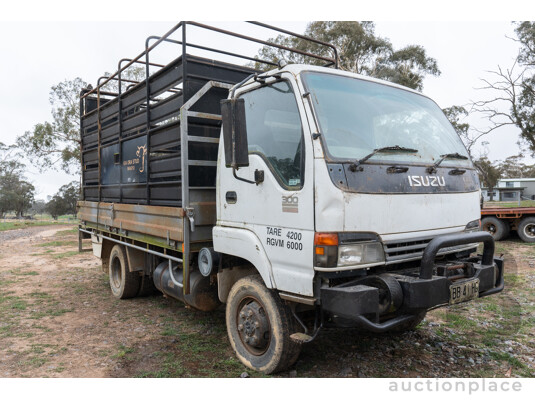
[181,23,190,295]
[97,87,102,203]
[144,42,151,205]
[118,63,124,203]
[79,90,85,202]
[78,91,85,253]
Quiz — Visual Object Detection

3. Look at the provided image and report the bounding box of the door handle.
[226,191,237,204]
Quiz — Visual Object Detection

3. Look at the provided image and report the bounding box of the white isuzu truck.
[78,21,504,373]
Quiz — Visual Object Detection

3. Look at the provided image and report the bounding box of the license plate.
[449,279,479,304]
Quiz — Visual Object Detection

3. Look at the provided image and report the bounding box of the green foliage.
[0,142,35,218]
[255,21,440,91]
[496,154,535,178]
[514,21,535,152]
[101,65,146,93]
[57,181,79,215]
[516,21,535,67]
[474,157,501,199]
[17,78,87,174]
[45,181,79,219]
[29,199,47,216]
[474,22,535,154]
[442,106,471,149]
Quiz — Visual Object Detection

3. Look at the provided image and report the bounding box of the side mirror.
[221,98,249,168]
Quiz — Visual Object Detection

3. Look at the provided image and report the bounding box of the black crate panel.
[189,142,218,161]
[122,110,147,132]
[101,122,120,142]
[81,54,256,206]
[150,93,183,125]
[84,169,99,183]
[150,123,180,150]
[150,61,183,97]
[150,184,181,206]
[149,155,181,180]
[121,185,147,203]
[122,86,147,110]
[83,149,98,163]
[189,166,217,187]
[100,100,119,120]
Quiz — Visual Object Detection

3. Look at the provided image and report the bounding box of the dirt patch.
[0,226,534,378]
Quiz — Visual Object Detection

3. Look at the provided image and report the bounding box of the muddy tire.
[517,217,535,243]
[481,216,510,241]
[137,274,157,297]
[108,244,141,299]
[225,275,301,374]
[390,311,427,332]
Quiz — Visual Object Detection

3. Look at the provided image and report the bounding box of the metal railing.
[80,21,339,104]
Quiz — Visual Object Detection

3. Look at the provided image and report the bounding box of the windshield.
[302,72,472,167]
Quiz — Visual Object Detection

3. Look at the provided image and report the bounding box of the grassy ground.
[0,217,76,232]
[484,200,535,208]
[1,226,534,378]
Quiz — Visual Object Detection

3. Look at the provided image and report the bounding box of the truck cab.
[214,64,503,372]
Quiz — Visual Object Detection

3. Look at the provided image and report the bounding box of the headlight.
[337,241,385,267]
[465,219,480,232]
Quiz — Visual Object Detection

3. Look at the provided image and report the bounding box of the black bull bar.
[321,231,505,332]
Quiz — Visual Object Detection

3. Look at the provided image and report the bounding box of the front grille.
[383,234,477,265]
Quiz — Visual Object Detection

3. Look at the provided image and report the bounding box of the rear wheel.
[226,275,301,374]
[517,217,535,243]
[481,216,510,241]
[108,244,141,299]
[137,274,157,297]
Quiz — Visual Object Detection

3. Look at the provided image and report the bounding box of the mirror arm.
[232,167,263,185]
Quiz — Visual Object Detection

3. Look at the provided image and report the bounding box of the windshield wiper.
[426,152,469,173]
[349,145,418,172]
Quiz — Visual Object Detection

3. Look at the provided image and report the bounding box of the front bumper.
[320,231,504,332]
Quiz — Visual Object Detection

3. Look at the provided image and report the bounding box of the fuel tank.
[153,261,220,312]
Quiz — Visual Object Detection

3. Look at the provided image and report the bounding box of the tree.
[497,154,525,178]
[0,142,24,177]
[473,22,535,154]
[0,142,34,218]
[16,78,87,174]
[255,21,441,91]
[474,157,501,201]
[442,105,475,156]
[29,199,47,216]
[44,181,80,219]
[57,181,80,216]
[0,174,35,218]
[495,154,535,179]
[45,195,66,220]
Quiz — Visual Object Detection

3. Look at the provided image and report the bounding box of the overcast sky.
[1,1,534,200]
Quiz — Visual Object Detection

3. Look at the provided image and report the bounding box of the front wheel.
[225,275,301,374]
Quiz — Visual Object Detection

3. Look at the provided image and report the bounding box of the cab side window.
[240,81,304,189]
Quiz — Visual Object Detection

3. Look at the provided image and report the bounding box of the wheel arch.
[213,226,276,298]
[100,237,115,274]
